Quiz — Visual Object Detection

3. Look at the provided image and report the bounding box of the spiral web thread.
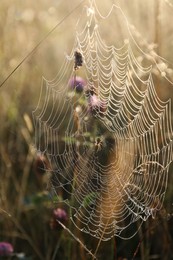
[33,0,173,240]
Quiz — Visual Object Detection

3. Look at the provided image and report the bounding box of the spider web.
[33,0,173,240]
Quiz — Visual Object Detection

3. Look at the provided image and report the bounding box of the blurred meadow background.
[0,0,173,259]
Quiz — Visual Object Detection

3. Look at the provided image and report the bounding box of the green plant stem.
[52,237,62,260]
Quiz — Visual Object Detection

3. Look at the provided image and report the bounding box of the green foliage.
[82,192,98,208]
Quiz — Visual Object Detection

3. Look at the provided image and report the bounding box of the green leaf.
[82,192,97,208]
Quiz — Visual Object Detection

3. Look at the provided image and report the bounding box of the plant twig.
[56,220,97,260]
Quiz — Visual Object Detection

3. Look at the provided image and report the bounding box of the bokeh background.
[0,0,173,259]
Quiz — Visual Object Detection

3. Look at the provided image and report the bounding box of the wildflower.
[69,76,86,93]
[53,208,68,221]
[0,242,13,256]
[88,93,106,116]
[50,208,68,230]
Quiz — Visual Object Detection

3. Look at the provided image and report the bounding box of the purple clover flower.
[89,94,101,107]
[0,242,13,256]
[69,76,86,93]
[50,208,68,230]
[88,93,106,116]
[53,208,68,222]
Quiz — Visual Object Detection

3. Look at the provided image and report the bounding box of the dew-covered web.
[33,0,173,240]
